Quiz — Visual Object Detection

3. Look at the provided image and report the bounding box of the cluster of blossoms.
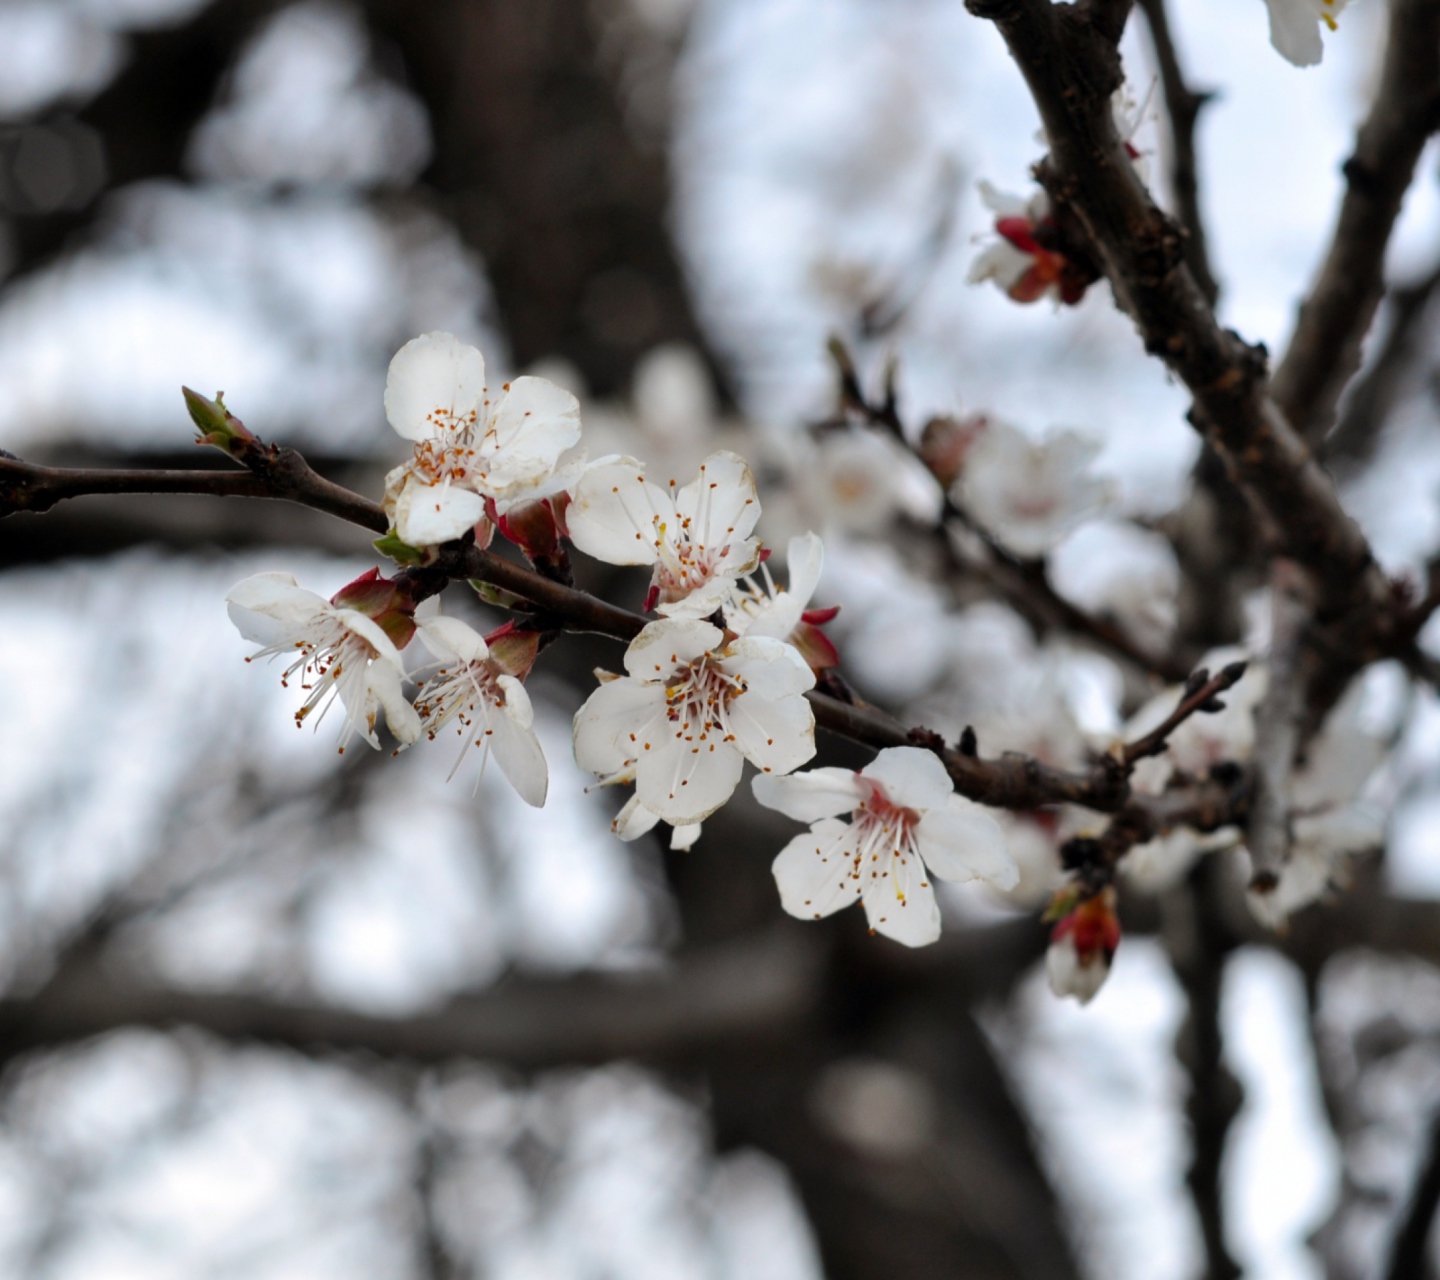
[227,331,1022,947]
[223,323,1392,996]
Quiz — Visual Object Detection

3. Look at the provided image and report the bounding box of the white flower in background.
[956,420,1112,558]
[382,331,582,547]
[754,746,1016,948]
[1263,0,1351,67]
[227,571,420,751]
[566,451,763,618]
[573,617,816,826]
[794,428,941,536]
[1048,519,1180,655]
[410,615,547,806]
[1247,677,1387,927]
[725,532,841,672]
[1045,887,1120,1004]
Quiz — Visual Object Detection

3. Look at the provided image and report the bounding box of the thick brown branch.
[1270,0,1440,444]
[965,0,1396,647]
[1136,0,1218,305]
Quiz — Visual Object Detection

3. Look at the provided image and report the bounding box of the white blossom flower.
[1247,677,1387,927]
[382,331,582,547]
[754,746,1016,948]
[610,791,704,851]
[967,182,1094,306]
[573,617,816,826]
[566,451,763,618]
[227,571,420,752]
[411,615,547,806]
[956,420,1112,558]
[1264,0,1352,67]
[1045,886,1120,1004]
[724,532,841,671]
[792,428,942,536]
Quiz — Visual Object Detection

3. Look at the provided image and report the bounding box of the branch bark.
[1270,0,1440,445]
[965,0,1398,651]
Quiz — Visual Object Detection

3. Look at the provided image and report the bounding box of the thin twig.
[1270,0,1440,444]
[1123,661,1248,764]
[1136,0,1218,306]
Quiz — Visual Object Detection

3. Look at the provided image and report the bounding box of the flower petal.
[495,673,534,730]
[670,823,703,850]
[772,817,862,920]
[486,376,582,470]
[722,636,815,699]
[635,734,744,825]
[623,618,723,680]
[1265,0,1324,66]
[916,798,1017,889]
[612,794,662,841]
[393,476,487,548]
[368,659,422,748]
[860,852,941,947]
[674,450,761,548]
[566,455,674,567]
[573,677,665,775]
[489,701,548,807]
[226,572,325,645]
[860,746,954,813]
[417,615,490,665]
[727,688,816,775]
[384,332,487,441]
[784,532,824,609]
[752,768,862,822]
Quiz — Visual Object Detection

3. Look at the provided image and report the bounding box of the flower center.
[416,659,506,737]
[663,655,747,741]
[852,781,925,902]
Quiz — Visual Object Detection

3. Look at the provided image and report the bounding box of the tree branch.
[1136,0,1218,305]
[1383,1107,1440,1280]
[1123,660,1248,764]
[964,0,1397,651]
[1270,0,1440,445]
[1246,560,1312,892]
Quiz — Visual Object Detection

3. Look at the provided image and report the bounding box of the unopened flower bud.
[483,619,542,681]
[917,414,986,490]
[1044,885,1119,1004]
[494,494,570,573]
[183,387,255,457]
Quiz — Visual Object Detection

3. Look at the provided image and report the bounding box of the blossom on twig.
[227,569,421,752]
[410,615,548,806]
[566,451,763,618]
[724,532,840,673]
[967,182,1094,306]
[754,746,1016,947]
[1045,886,1120,1004]
[573,617,816,827]
[382,331,582,548]
[955,419,1112,558]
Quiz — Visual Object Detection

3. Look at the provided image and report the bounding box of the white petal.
[384,332,487,441]
[916,799,1017,889]
[860,747,954,813]
[495,673,534,730]
[670,823,703,851]
[613,794,662,841]
[1265,0,1324,65]
[368,660,421,747]
[655,559,761,619]
[674,450,762,548]
[1046,936,1109,1003]
[635,735,744,825]
[486,376,582,466]
[859,852,941,947]
[489,704,548,807]
[566,456,674,566]
[772,818,862,920]
[722,636,816,699]
[623,618,723,680]
[573,677,666,775]
[417,615,489,665]
[785,532,825,609]
[752,768,863,821]
[393,476,487,548]
[226,572,325,644]
[331,608,405,670]
[727,688,816,775]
